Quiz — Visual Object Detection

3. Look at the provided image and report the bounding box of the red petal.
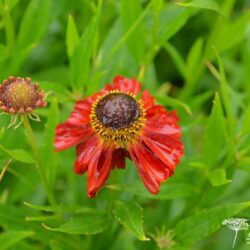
[74,135,99,174]
[87,143,114,198]
[141,90,155,109]
[113,76,141,95]
[144,123,181,137]
[104,83,114,91]
[111,148,129,169]
[54,123,92,151]
[67,99,91,126]
[134,139,170,177]
[142,132,183,171]
[129,144,160,194]
[144,106,181,138]
[146,105,169,118]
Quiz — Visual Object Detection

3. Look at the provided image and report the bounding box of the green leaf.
[24,201,98,214]
[43,214,111,235]
[0,144,35,164]
[176,0,223,14]
[113,201,149,241]
[243,37,250,93]
[0,230,34,250]
[164,42,186,78]
[202,93,227,167]
[0,204,37,230]
[213,48,234,134]
[102,1,152,62]
[241,104,250,135]
[0,44,9,61]
[158,5,193,44]
[41,97,59,189]
[175,201,250,245]
[128,180,197,200]
[17,0,50,48]
[186,37,203,84]
[0,205,82,248]
[66,15,80,58]
[156,94,192,115]
[208,169,231,186]
[121,0,145,63]
[236,157,250,171]
[4,0,20,9]
[25,215,60,222]
[99,19,124,63]
[214,12,250,52]
[70,0,102,89]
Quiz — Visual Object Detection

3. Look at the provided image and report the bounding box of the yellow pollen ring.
[90,90,146,147]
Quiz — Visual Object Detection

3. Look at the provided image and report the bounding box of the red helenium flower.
[54,76,184,198]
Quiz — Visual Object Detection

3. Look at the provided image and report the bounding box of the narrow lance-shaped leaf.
[0,144,35,164]
[0,230,34,250]
[113,201,149,241]
[70,0,102,90]
[175,0,223,15]
[213,12,250,53]
[103,1,152,62]
[4,0,20,9]
[208,168,231,187]
[202,93,226,168]
[157,5,193,45]
[213,48,234,136]
[66,15,80,58]
[24,201,97,214]
[121,0,145,63]
[174,201,250,245]
[241,104,250,136]
[185,37,203,85]
[127,180,197,200]
[0,44,9,61]
[164,42,186,79]
[17,0,50,49]
[43,214,111,235]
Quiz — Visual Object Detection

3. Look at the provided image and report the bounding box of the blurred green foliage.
[0,0,250,249]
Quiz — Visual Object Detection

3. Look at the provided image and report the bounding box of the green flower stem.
[22,114,56,206]
[106,170,119,214]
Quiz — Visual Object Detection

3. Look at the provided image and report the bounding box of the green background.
[0,0,250,249]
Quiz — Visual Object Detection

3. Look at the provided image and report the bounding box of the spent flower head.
[150,227,176,250]
[0,76,47,128]
[222,218,249,248]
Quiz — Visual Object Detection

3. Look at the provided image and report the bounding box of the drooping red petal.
[54,123,93,151]
[74,135,100,174]
[142,131,183,172]
[128,143,161,194]
[87,143,115,198]
[137,141,170,180]
[113,76,141,95]
[111,148,130,169]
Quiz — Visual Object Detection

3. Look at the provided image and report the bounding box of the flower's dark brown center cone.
[95,93,140,130]
[2,81,38,109]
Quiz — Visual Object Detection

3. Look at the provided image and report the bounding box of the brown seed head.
[0,76,47,114]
